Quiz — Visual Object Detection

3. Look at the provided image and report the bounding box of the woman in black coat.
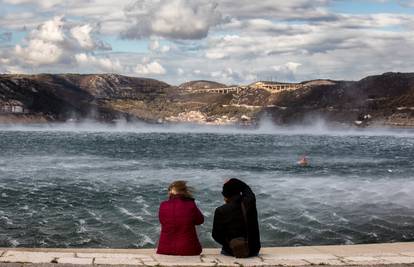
[212,178,261,257]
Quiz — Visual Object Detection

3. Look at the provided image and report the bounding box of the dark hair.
[222,178,242,198]
[168,180,194,199]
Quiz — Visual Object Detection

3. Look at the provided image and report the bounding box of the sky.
[1,0,414,85]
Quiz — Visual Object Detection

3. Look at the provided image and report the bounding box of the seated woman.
[157,180,204,255]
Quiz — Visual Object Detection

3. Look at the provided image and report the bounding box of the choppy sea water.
[0,123,414,248]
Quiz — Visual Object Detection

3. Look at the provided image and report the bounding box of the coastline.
[1,112,414,130]
[1,242,414,266]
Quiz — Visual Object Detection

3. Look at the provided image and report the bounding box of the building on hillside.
[0,100,26,113]
[250,81,303,93]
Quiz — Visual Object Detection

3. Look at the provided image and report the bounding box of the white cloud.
[270,62,302,81]
[30,16,65,42]
[12,16,66,65]
[134,61,166,75]
[1,65,27,74]
[218,0,331,20]
[148,38,171,53]
[71,25,95,49]
[75,53,122,72]
[2,0,63,8]
[3,16,112,68]
[15,39,63,65]
[0,0,131,35]
[2,0,414,85]
[273,62,302,73]
[123,0,222,39]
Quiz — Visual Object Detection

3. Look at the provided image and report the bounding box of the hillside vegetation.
[1,72,414,127]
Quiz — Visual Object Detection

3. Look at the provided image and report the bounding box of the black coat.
[212,180,261,256]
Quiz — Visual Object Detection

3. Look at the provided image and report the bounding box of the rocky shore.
[1,72,414,128]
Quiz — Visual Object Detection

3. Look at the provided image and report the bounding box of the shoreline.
[1,119,414,131]
[1,242,414,266]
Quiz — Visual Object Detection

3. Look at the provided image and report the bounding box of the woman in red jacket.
[157,181,204,255]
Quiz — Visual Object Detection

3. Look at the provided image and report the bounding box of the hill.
[1,72,414,127]
[178,80,227,90]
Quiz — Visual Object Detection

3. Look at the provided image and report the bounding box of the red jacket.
[157,196,204,255]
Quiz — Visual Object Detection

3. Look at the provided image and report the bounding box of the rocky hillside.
[268,73,414,126]
[0,74,172,122]
[1,72,414,127]
[178,80,227,90]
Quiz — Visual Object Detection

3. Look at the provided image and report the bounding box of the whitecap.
[141,208,151,216]
[122,224,132,231]
[117,207,144,221]
[136,234,155,247]
[133,196,145,203]
[368,232,379,238]
[77,219,87,233]
[9,239,20,247]
[19,205,29,210]
[87,210,103,222]
[0,215,13,225]
[332,212,349,222]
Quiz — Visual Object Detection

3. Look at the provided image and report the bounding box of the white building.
[0,100,26,113]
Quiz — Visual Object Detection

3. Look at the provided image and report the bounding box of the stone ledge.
[0,242,414,267]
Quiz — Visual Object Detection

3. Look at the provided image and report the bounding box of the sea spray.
[0,127,414,248]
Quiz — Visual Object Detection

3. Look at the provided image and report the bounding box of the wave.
[76,219,87,233]
[117,207,144,222]
[136,233,155,246]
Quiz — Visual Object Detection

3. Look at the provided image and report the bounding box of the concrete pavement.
[1,242,414,266]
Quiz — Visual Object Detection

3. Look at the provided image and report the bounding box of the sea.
[0,121,414,248]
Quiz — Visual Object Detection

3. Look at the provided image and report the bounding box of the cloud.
[177,68,184,75]
[2,0,414,85]
[204,13,414,60]
[4,16,113,69]
[15,39,63,65]
[273,62,302,73]
[13,16,65,65]
[270,62,302,81]
[0,12,41,30]
[148,38,171,53]
[30,15,65,42]
[218,0,331,20]
[70,25,95,49]
[2,0,63,8]
[123,0,222,40]
[75,53,122,72]
[134,60,166,75]
[397,0,414,7]
[0,0,130,35]
[0,65,27,74]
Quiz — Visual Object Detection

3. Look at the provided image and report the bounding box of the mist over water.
[1,119,414,136]
[0,121,414,248]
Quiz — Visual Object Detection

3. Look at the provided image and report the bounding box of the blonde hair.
[168,180,194,199]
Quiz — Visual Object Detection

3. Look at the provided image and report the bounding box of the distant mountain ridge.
[178,80,227,90]
[1,72,414,127]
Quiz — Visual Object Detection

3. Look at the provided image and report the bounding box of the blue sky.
[331,0,414,14]
[1,0,414,85]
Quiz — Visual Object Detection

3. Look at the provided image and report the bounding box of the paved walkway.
[1,242,414,266]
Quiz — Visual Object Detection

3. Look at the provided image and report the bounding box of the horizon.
[1,1,414,85]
